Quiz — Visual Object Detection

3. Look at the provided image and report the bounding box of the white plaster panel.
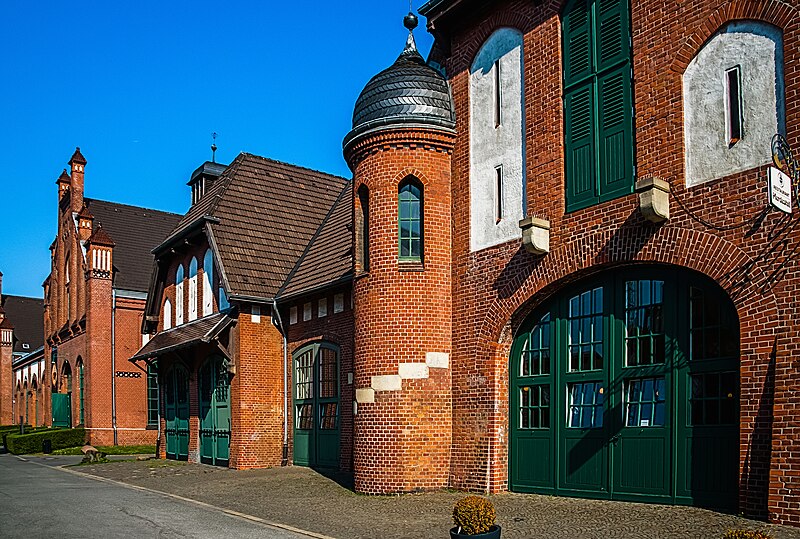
[684,21,784,186]
[425,352,450,369]
[470,27,525,252]
[398,363,429,380]
[371,375,402,392]
[355,388,375,403]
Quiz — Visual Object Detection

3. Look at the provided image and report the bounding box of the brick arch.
[477,226,779,350]
[291,331,350,356]
[669,0,795,74]
[460,12,535,70]
[390,167,431,188]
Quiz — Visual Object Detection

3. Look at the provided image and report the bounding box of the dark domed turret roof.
[344,17,455,151]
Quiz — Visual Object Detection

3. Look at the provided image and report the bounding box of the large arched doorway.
[198,355,231,466]
[164,364,190,460]
[509,266,739,510]
[293,342,340,468]
[52,362,73,428]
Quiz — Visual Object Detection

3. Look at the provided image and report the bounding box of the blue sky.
[1,1,433,298]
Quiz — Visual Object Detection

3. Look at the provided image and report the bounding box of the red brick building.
[135,0,800,527]
[44,148,181,444]
[0,275,45,427]
[133,155,354,469]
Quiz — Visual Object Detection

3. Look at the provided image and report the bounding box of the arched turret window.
[398,178,423,262]
[356,185,370,272]
[202,249,214,317]
[188,257,198,322]
[175,265,184,326]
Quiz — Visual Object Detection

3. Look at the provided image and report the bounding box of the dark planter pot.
[449,525,501,539]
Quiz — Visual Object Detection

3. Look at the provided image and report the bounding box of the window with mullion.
[567,287,604,372]
[624,280,665,367]
[147,363,158,427]
[398,180,422,261]
[563,0,633,211]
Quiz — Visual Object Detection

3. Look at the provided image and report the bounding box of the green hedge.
[6,428,86,455]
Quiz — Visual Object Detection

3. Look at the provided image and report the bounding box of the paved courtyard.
[59,458,800,539]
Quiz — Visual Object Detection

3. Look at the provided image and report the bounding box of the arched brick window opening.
[163,298,173,331]
[188,257,199,322]
[356,185,370,273]
[76,358,85,425]
[202,249,214,317]
[398,177,423,262]
[175,264,185,326]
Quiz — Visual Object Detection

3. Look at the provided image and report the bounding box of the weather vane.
[211,132,218,163]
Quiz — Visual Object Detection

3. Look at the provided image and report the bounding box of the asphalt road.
[0,454,309,539]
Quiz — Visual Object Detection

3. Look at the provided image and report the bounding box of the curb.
[28,458,336,539]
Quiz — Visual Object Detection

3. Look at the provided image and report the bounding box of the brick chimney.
[68,147,87,212]
[56,169,70,204]
[77,204,94,243]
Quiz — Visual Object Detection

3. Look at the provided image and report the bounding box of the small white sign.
[768,167,793,213]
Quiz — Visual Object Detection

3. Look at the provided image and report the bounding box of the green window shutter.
[565,84,598,211]
[594,0,630,73]
[597,66,634,201]
[563,0,593,88]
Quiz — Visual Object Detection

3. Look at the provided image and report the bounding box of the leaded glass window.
[568,287,604,371]
[295,350,314,400]
[690,372,738,426]
[398,180,422,261]
[521,313,551,377]
[625,280,665,366]
[689,287,738,361]
[568,381,604,428]
[625,377,666,427]
[520,385,550,429]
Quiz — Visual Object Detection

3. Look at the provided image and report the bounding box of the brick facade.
[407,0,800,526]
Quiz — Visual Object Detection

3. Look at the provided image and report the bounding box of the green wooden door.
[509,267,739,510]
[164,366,190,460]
[51,393,71,428]
[199,356,231,466]
[293,343,340,468]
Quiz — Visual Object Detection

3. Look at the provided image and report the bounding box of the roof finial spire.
[211,132,218,163]
[403,5,419,54]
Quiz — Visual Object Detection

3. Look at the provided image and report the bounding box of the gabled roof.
[1,295,44,354]
[157,153,349,301]
[131,312,233,362]
[279,182,353,299]
[85,199,182,292]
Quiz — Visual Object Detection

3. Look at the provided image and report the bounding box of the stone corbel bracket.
[355,352,449,404]
[519,216,551,255]
[636,176,670,223]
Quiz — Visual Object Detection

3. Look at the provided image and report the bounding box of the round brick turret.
[344,14,456,494]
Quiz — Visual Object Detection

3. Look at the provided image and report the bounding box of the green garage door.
[164,365,190,461]
[510,267,739,511]
[199,356,231,466]
[293,342,340,468]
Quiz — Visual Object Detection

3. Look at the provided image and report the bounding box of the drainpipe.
[271,301,289,466]
[111,289,118,446]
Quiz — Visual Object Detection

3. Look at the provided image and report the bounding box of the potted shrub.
[450,496,501,538]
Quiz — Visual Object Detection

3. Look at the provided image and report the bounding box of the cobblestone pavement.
[74,460,800,539]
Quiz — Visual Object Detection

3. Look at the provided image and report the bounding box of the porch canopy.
[129,312,235,364]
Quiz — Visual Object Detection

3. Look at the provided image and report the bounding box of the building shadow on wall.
[740,339,775,521]
[595,209,659,266]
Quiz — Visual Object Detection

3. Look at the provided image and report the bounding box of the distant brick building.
[44,148,181,444]
[0,274,45,426]
[134,0,800,528]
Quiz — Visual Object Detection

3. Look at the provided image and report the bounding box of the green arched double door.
[293,342,340,468]
[164,365,190,460]
[199,356,231,466]
[510,266,739,510]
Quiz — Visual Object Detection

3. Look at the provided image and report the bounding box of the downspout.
[111,288,118,446]
[271,300,289,466]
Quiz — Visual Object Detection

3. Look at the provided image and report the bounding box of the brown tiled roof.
[56,169,70,184]
[69,147,87,165]
[86,199,182,292]
[1,295,44,354]
[88,225,115,247]
[77,204,94,219]
[130,312,232,362]
[158,153,349,301]
[279,182,353,298]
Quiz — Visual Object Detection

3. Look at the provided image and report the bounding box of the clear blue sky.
[1,1,433,298]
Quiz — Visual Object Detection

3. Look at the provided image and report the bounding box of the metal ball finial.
[404,12,418,31]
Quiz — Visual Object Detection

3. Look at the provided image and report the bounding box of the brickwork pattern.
[438,0,800,526]
[285,285,355,471]
[347,127,455,493]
